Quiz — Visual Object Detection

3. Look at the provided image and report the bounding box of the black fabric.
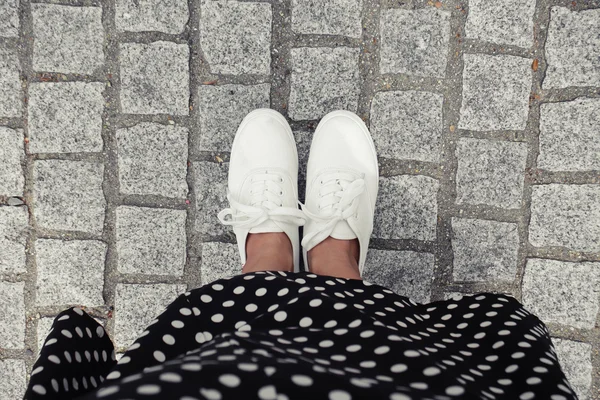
[26,271,577,400]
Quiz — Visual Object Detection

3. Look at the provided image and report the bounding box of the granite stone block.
[0,127,24,195]
[194,161,230,237]
[200,242,240,285]
[117,122,188,198]
[197,84,270,151]
[373,175,438,241]
[291,0,362,38]
[0,359,26,399]
[120,41,189,115]
[552,338,592,400]
[116,0,188,34]
[28,82,104,153]
[33,160,106,234]
[370,90,443,163]
[529,184,600,252]
[522,258,600,329]
[363,249,435,304]
[200,0,271,75]
[0,206,28,274]
[288,47,360,121]
[455,138,527,209]
[116,206,187,276]
[31,4,104,74]
[0,47,22,117]
[459,54,532,131]
[0,282,25,349]
[0,0,19,37]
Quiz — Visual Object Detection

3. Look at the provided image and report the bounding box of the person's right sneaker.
[301,110,379,275]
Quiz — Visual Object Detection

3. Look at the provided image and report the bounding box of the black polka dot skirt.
[25,271,577,400]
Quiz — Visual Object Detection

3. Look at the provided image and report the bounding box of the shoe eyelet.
[279,191,284,196]
[279,177,284,183]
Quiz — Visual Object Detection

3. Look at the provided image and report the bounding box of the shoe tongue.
[330,220,357,240]
[249,220,284,234]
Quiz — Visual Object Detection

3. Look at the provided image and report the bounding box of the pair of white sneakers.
[217,109,379,276]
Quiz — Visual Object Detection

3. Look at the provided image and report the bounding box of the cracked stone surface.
[1,1,599,394]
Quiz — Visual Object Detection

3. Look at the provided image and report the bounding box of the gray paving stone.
[115,0,188,34]
[116,206,187,276]
[451,218,519,282]
[455,138,527,209]
[544,7,600,89]
[373,175,438,241]
[200,242,240,285]
[552,338,592,400]
[36,316,54,352]
[529,184,600,253]
[363,249,435,304]
[465,0,535,48]
[538,98,600,172]
[0,359,26,399]
[522,258,600,329]
[458,54,532,131]
[380,9,450,77]
[0,281,25,349]
[370,90,443,163]
[120,41,189,115]
[33,160,106,234]
[0,127,24,196]
[0,206,28,274]
[200,0,272,75]
[28,82,104,153]
[291,0,362,38]
[0,47,22,118]
[31,4,104,74]
[295,130,312,203]
[0,0,19,37]
[288,47,360,121]
[194,161,230,237]
[114,283,186,349]
[35,239,106,306]
[117,122,188,198]
[197,84,270,151]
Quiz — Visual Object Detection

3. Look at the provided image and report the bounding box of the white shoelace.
[218,172,306,230]
[300,170,366,251]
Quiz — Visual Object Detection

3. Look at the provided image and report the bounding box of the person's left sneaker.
[218,109,306,271]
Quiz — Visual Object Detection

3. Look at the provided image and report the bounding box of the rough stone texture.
[380,9,450,77]
[291,0,362,38]
[451,218,519,282]
[544,7,600,89]
[0,282,25,349]
[200,0,271,75]
[31,4,104,74]
[0,127,24,196]
[552,338,593,400]
[455,138,528,209]
[529,184,600,253]
[0,0,19,37]
[28,82,104,153]
[33,160,106,234]
[200,242,240,285]
[465,0,535,48]
[36,316,54,352]
[363,250,435,304]
[197,84,270,151]
[116,206,187,276]
[373,175,438,241]
[538,98,600,172]
[120,41,189,115]
[294,130,312,203]
[459,54,532,131]
[117,122,188,198]
[114,283,186,349]
[0,47,22,117]
[35,239,106,306]
[288,47,360,121]
[115,0,188,34]
[0,359,26,399]
[0,206,28,274]
[194,161,230,237]
[522,259,600,329]
[370,90,443,163]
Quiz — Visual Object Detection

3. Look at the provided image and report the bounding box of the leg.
[242,232,294,273]
[308,237,361,280]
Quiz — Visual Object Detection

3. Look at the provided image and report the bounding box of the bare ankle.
[243,232,293,273]
[307,237,361,280]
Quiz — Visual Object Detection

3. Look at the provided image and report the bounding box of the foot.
[301,110,379,276]
[218,109,306,272]
[308,237,360,279]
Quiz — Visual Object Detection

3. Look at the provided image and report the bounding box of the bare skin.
[242,232,361,280]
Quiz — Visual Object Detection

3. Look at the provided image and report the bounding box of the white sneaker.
[301,110,379,275]
[218,109,306,272]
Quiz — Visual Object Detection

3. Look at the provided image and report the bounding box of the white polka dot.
[346,344,361,352]
[48,355,60,364]
[154,350,166,362]
[223,300,235,307]
[404,350,420,357]
[309,299,322,307]
[246,304,258,312]
[391,363,407,373]
[446,385,465,396]
[360,360,376,368]
[179,307,192,316]
[163,334,175,345]
[64,351,72,363]
[520,392,535,400]
[255,288,267,296]
[219,374,241,387]
[200,388,222,400]
[410,382,428,390]
[374,346,389,355]
[258,385,277,400]
[277,288,289,296]
[512,352,525,359]
[106,371,121,380]
[291,375,313,386]
[212,283,224,291]
[423,366,441,376]
[324,320,337,328]
[274,311,287,322]
[319,340,334,348]
[32,384,46,394]
[172,320,185,329]
[333,303,346,310]
[505,364,519,373]
[299,317,312,327]
[212,314,224,323]
[527,377,542,385]
[97,386,119,397]
[201,294,213,303]
[390,394,410,400]
[181,363,202,371]
[233,286,245,295]
[137,384,161,395]
[238,363,258,371]
[329,390,351,400]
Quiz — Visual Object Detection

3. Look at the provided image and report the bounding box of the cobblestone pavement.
[0,0,599,397]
